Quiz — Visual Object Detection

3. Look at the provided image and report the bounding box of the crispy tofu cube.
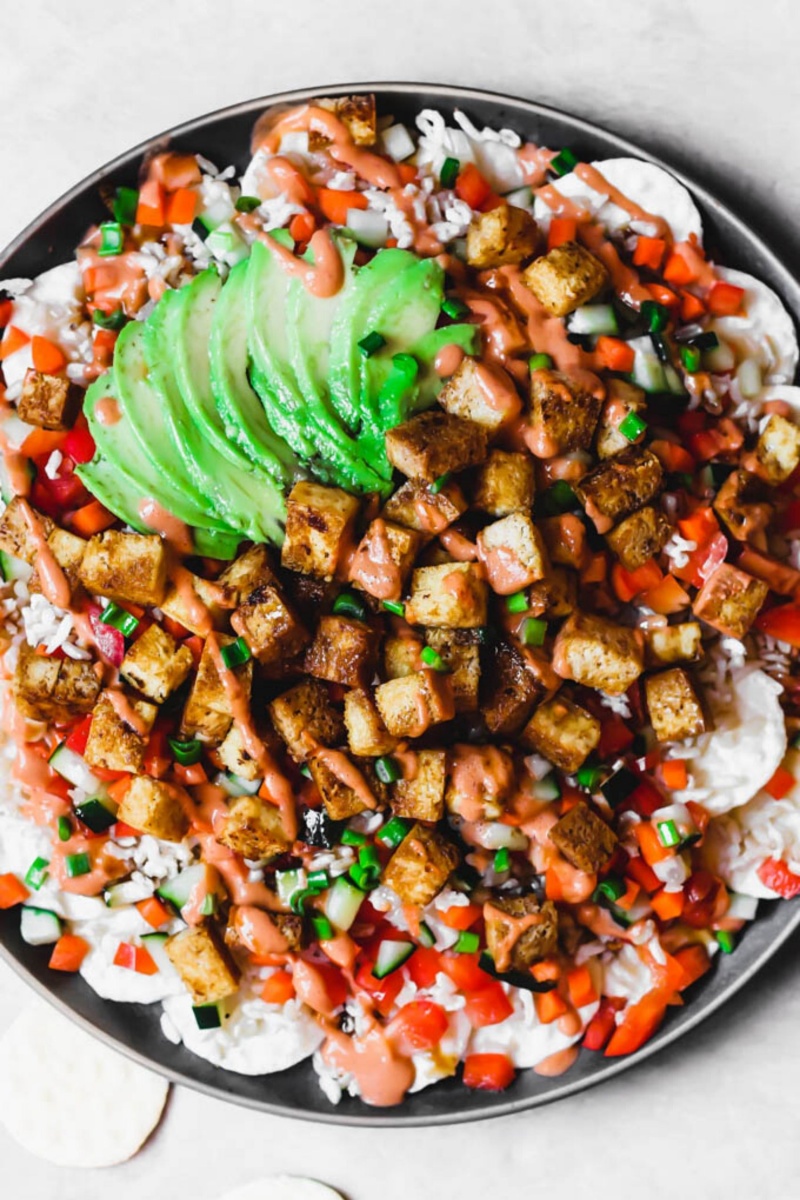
[304,614,379,689]
[392,749,447,823]
[14,643,100,722]
[385,411,488,482]
[713,470,773,543]
[596,379,647,459]
[117,775,189,842]
[281,481,360,580]
[537,514,588,569]
[159,570,233,636]
[476,511,548,594]
[754,414,800,484]
[384,634,423,679]
[466,204,539,269]
[520,695,601,773]
[484,895,559,970]
[645,622,704,667]
[552,611,644,695]
[425,629,480,712]
[17,369,80,430]
[309,753,386,821]
[180,636,253,744]
[50,656,103,719]
[218,795,290,861]
[349,519,421,601]
[312,93,377,146]
[374,669,455,738]
[382,822,460,906]
[472,450,535,517]
[0,498,53,565]
[577,447,663,532]
[528,368,604,456]
[343,688,398,757]
[268,678,345,762]
[84,692,157,774]
[381,478,468,540]
[692,563,768,639]
[522,241,609,317]
[437,357,522,432]
[164,924,240,1004]
[120,623,193,704]
[78,531,167,607]
[214,722,275,782]
[481,641,543,736]
[605,506,672,571]
[231,582,309,668]
[445,744,515,821]
[549,801,617,873]
[29,527,88,599]
[645,668,707,743]
[217,544,275,602]
[405,563,488,628]
[527,566,577,619]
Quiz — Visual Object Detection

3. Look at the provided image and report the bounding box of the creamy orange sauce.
[448,744,515,822]
[103,687,150,736]
[348,518,403,600]
[94,395,121,426]
[231,905,291,955]
[534,1045,580,1077]
[483,900,544,971]
[50,835,123,896]
[322,1023,415,1107]
[311,745,378,810]
[473,361,522,422]
[434,343,466,377]
[438,529,478,561]
[260,228,344,298]
[19,499,70,607]
[139,499,193,555]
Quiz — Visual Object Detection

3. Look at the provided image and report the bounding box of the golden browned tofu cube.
[445,744,515,821]
[14,643,100,723]
[527,566,577,619]
[218,795,289,861]
[117,775,189,843]
[754,414,800,484]
[159,570,233,636]
[484,895,559,970]
[549,801,617,874]
[645,622,704,667]
[476,511,548,594]
[405,562,488,628]
[313,93,377,146]
[164,924,240,1004]
[349,519,421,601]
[84,692,157,774]
[0,498,53,565]
[537,514,588,569]
[382,822,460,906]
[528,368,604,456]
[281,481,360,580]
[309,753,386,821]
[713,470,773,543]
[120,623,193,704]
[522,241,609,317]
[437,357,521,432]
[381,477,468,540]
[29,527,88,599]
[78,531,167,607]
[692,563,768,639]
[520,695,601,773]
[472,450,535,517]
[268,678,345,762]
[552,611,644,695]
[343,688,398,757]
[595,379,647,459]
[231,582,309,668]
[374,669,455,738]
[645,668,707,743]
[481,640,543,736]
[383,634,423,679]
[17,369,81,430]
[304,615,379,689]
[577,447,663,532]
[392,749,447,823]
[425,629,480,712]
[180,636,253,744]
[215,723,266,782]
[466,204,539,269]
[217,544,275,602]
[385,411,488,483]
[605,506,672,571]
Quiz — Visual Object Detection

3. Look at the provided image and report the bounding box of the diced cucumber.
[344,208,389,249]
[104,878,153,908]
[73,795,118,833]
[704,339,736,373]
[156,863,207,910]
[727,892,759,921]
[531,773,561,802]
[663,364,686,396]
[48,744,108,797]
[418,920,436,948]
[324,875,365,932]
[567,304,619,337]
[213,770,263,797]
[275,868,307,908]
[372,939,415,980]
[0,549,31,582]
[20,906,63,946]
[205,221,249,268]
[192,1002,225,1030]
[141,932,173,973]
[628,335,667,393]
[504,185,534,210]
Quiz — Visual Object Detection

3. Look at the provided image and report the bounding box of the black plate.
[2,82,799,1126]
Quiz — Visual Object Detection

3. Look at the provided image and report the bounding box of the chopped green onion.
[311,913,334,941]
[542,480,577,515]
[64,852,91,879]
[112,186,139,226]
[494,847,510,873]
[349,862,380,891]
[679,344,702,372]
[382,599,406,617]
[299,764,312,779]
[56,816,72,842]
[650,332,671,364]
[374,756,401,785]
[342,829,368,847]
[358,844,382,872]
[377,816,411,848]
[99,601,139,637]
[618,411,647,443]
[98,222,124,257]
[657,819,681,848]
[418,920,436,948]
[440,157,460,189]
[506,591,529,614]
[686,331,719,352]
[220,636,251,669]
[332,591,368,621]
[549,148,579,177]
[290,887,316,915]
[441,296,469,320]
[200,892,217,916]
[520,617,547,647]
[600,767,639,807]
[576,764,604,792]
[168,737,202,766]
[529,352,554,372]
[25,857,49,891]
[716,930,736,954]
[430,472,451,495]
[592,876,626,903]
[454,930,480,953]
[307,869,330,893]
[235,195,262,213]
[358,331,386,358]
[640,299,669,333]
[92,308,126,331]
[420,645,447,672]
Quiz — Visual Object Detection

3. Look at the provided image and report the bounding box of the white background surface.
[1,1,799,1197]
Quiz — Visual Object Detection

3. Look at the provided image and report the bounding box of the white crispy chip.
[0,1001,168,1166]
[218,1178,345,1200]
[712,267,799,385]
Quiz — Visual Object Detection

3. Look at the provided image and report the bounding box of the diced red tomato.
[649,438,695,475]
[440,951,492,993]
[63,421,97,465]
[144,727,172,778]
[681,870,723,927]
[261,969,296,1005]
[757,858,800,898]
[113,942,159,975]
[464,982,514,1028]
[354,958,406,1017]
[407,946,443,989]
[632,236,666,271]
[135,896,171,929]
[463,1053,515,1091]
[547,217,577,250]
[87,605,125,667]
[438,902,482,930]
[755,603,800,649]
[389,1000,449,1054]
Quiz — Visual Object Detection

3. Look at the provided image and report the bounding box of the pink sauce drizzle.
[434,343,466,377]
[311,745,378,810]
[139,498,194,555]
[348,518,403,600]
[534,1046,580,1077]
[103,687,150,736]
[322,1024,415,1107]
[94,395,121,426]
[18,499,70,607]
[260,228,344,298]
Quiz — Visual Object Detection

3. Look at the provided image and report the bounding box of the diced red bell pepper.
[605,989,669,1056]
[764,766,795,801]
[88,605,125,667]
[707,281,745,316]
[455,163,492,209]
[389,1000,449,1055]
[463,1053,515,1091]
[632,236,666,271]
[464,982,514,1028]
[49,934,89,972]
[144,727,172,778]
[597,714,634,758]
[755,603,800,649]
[440,950,493,993]
[65,714,93,756]
[407,946,443,989]
[548,217,577,250]
[113,942,159,974]
[354,957,406,1017]
[135,896,171,929]
[64,420,97,465]
[757,858,800,898]
[583,998,621,1051]
[0,873,29,908]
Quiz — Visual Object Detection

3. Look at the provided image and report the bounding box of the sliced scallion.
[99,601,139,637]
[618,411,647,443]
[220,636,251,669]
[92,308,126,331]
[657,819,681,848]
[641,299,669,333]
[112,186,139,226]
[311,913,334,941]
[494,847,510,873]
[377,816,410,848]
[235,195,262,213]
[441,296,469,320]
[374,756,401,784]
[382,599,405,617]
[576,764,604,792]
[430,472,451,495]
[64,852,91,879]
[454,930,480,953]
[307,869,330,893]
[716,930,735,954]
[341,829,368,847]
[98,222,124,257]
[56,816,72,842]
[420,645,447,672]
[168,737,202,766]
[520,617,547,647]
[592,876,625,903]
[680,343,702,372]
[25,857,49,891]
[358,331,386,358]
[332,591,368,621]
[440,157,460,189]
[548,148,579,177]
[529,352,554,372]
[506,592,528,614]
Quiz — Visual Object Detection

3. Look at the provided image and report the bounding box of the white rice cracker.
[217,1180,344,1200]
[712,267,799,385]
[0,1000,168,1166]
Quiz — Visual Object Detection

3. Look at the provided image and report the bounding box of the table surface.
[2,2,799,1197]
